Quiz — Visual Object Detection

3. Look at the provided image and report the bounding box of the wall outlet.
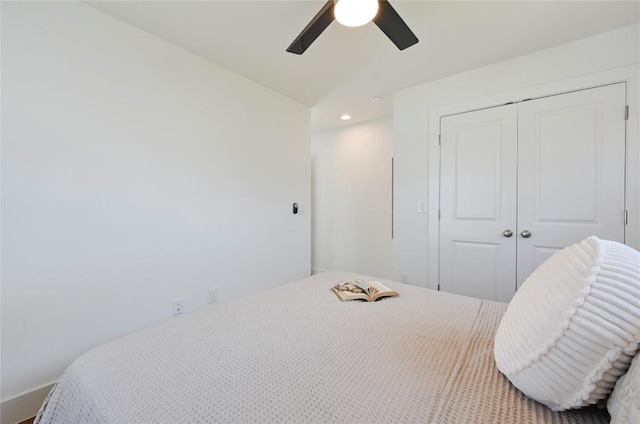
[208,288,218,304]
[401,273,408,284]
[172,298,183,315]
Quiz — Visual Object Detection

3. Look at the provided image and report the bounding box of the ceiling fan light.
[334,0,379,27]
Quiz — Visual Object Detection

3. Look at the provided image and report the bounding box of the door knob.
[520,230,532,238]
[502,229,513,238]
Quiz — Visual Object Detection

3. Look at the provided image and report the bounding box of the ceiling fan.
[286,0,418,55]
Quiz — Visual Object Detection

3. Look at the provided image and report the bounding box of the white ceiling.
[85,1,639,131]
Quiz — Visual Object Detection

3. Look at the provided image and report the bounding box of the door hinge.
[624,210,628,225]
[625,105,629,120]
[438,209,441,220]
[438,134,441,145]
[437,284,440,291]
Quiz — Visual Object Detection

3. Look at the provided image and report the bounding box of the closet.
[438,83,627,302]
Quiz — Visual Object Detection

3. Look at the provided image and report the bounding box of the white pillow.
[609,352,640,423]
[494,236,640,411]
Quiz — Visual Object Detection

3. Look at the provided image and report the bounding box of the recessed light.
[340,114,352,120]
[370,96,383,103]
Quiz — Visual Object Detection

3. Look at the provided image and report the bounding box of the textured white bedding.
[35,271,609,423]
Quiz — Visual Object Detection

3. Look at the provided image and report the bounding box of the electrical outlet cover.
[209,288,218,304]
[172,298,183,315]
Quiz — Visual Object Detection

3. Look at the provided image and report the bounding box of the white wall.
[311,117,393,279]
[1,2,310,421]
[393,24,640,288]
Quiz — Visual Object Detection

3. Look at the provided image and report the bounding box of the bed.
[35,269,616,424]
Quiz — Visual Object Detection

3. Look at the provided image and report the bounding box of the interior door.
[439,104,518,302]
[516,83,627,287]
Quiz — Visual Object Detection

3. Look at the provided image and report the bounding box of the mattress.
[35,271,609,423]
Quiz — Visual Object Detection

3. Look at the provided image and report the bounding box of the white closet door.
[439,104,518,302]
[516,83,627,287]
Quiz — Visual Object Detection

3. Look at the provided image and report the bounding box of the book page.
[331,286,369,302]
[352,278,370,291]
[368,280,396,295]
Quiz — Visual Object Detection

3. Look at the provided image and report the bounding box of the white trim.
[1,382,55,424]
[427,64,640,291]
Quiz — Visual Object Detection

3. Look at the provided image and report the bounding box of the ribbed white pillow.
[494,236,640,411]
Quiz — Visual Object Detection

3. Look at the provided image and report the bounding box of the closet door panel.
[516,83,626,287]
[439,105,518,302]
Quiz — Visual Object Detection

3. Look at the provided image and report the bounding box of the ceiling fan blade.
[286,0,335,55]
[373,0,419,50]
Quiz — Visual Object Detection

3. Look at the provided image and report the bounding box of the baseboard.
[1,382,55,424]
[311,267,330,275]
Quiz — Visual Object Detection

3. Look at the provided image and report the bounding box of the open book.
[331,278,399,302]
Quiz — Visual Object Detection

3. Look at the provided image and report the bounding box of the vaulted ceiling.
[85,1,639,130]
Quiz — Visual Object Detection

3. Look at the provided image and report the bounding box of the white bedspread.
[36,271,609,423]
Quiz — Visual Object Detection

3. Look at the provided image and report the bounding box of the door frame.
[426,65,639,291]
